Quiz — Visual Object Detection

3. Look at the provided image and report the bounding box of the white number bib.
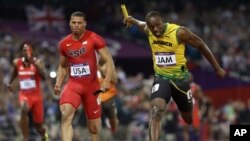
[155,52,176,66]
[20,79,36,90]
[70,64,91,77]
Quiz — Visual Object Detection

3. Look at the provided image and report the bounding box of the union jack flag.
[25,5,66,33]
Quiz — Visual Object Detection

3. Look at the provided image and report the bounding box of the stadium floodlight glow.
[50,71,57,78]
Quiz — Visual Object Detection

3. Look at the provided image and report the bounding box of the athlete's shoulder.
[59,34,72,47]
[13,58,20,65]
[87,30,105,44]
[86,30,94,35]
[13,58,23,66]
[167,23,181,31]
[33,57,42,65]
[87,30,102,38]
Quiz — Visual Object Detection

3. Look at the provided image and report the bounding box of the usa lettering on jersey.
[68,47,85,57]
[70,64,91,77]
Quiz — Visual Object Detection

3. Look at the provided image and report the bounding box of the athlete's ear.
[84,21,87,27]
[69,19,72,26]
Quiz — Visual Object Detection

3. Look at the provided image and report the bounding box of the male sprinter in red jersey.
[54,11,115,141]
[98,59,119,134]
[7,42,49,141]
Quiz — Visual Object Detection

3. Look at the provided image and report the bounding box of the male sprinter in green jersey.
[123,11,225,141]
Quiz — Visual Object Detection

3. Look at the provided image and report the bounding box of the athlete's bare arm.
[177,26,226,78]
[124,16,149,34]
[54,54,68,95]
[97,47,116,91]
[99,59,118,84]
[34,58,54,94]
[34,59,47,80]
[6,59,18,92]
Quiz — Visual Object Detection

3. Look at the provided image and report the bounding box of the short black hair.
[145,11,162,22]
[19,41,33,52]
[71,11,86,20]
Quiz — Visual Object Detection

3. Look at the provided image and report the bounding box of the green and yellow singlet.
[148,23,189,80]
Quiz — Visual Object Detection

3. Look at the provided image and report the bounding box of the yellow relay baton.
[121,4,128,18]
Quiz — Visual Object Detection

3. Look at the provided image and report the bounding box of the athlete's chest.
[150,35,179,51]
[66,38,95,58]
[17,64,37,79]
[17,64,38,90]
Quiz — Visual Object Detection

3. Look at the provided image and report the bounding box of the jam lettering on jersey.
[155,52,176,66]
[68,47,85,57]
[20,79,36,90]
[152,40,172,47]
[70,64,91,77]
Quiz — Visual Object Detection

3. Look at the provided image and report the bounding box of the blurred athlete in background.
[98,59,118,134]
[179,73,203,141]
[7,42,49,141]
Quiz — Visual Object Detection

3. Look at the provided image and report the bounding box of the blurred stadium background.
[0,0,250,141]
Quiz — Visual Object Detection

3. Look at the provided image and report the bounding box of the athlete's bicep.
[144,25,150,35]
[11,65,18,79]
[97,47,112,62]
[59,54,68,68]
[8,59,18,84]
[97,47,115,74]
[35,59,47,79]
[177,26,204,49]
[12,59,19,75]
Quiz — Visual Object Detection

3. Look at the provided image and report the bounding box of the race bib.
[20,79,36,90]
[155,52,176,66]
[70,64,91,77]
